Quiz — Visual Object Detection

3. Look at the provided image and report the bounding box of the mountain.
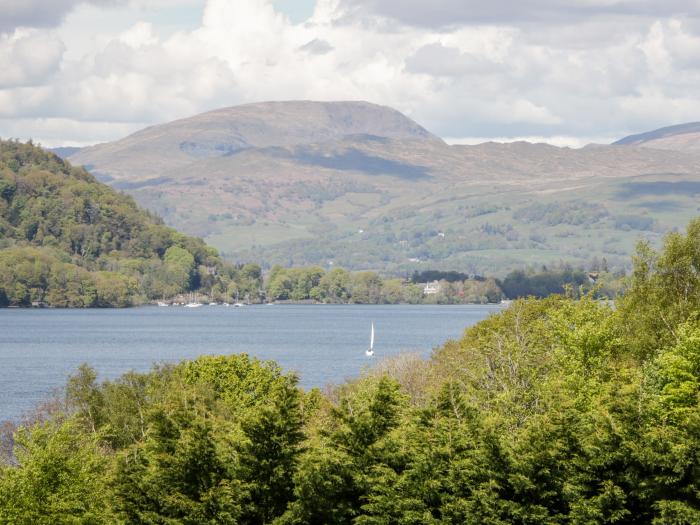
[613,122,700,152]
[0,140,261,307]
[50,146,83,159]
[71,101,441,180]
[66,103,700,274]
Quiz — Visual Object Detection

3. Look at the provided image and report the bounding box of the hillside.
[66,103,700,274]
[0,140,261,307]
[613,122,700,152]
[71,101,442,180]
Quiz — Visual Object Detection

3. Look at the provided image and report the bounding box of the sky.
[1,0,700,147]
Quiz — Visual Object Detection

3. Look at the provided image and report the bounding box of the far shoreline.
[0,301,507,310]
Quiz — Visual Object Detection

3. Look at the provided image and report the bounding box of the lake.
[0,304,501,423]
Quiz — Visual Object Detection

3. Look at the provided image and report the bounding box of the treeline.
[264,265,622,304]
[410,270,475,283]
[0,140,260,307]
[2,220,699,523]
[264,265,503,304]
[497,263,624,299]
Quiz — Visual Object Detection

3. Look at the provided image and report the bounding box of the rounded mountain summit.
[71,101,443,179]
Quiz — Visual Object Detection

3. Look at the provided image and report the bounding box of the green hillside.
[65,102,700,275]
[0,140,260,307]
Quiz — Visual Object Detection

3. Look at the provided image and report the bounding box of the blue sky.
[272,0,317,23]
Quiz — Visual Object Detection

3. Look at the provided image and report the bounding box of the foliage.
[264,265,503,304]
[410,270,475,283]
[513,201,609,226]
[618,217,700,357]
[2,219,700,523]
[0,419,113,524]
[498,265,593,299]
[0,140,260,307]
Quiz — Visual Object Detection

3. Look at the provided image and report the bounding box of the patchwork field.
[65,102,700,275]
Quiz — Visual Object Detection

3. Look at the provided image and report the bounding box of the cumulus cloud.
[0,30,65,88]
[405,43,504,77]
[0,117,145,146]
[3,0,700,146]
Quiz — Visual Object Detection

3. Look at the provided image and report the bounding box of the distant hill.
[70,100,442,180]
[0,140,260,307]
[613,122,700,152]
[50,146,83,159]
[65,103,700,274]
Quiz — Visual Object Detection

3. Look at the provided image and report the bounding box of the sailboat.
[184,292,202,308]
[365,322,375,357]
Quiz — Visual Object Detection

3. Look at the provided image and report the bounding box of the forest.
[262,265,621,304]
[263,265,504,304]
[1,218,698,523]
[0,139,261,307]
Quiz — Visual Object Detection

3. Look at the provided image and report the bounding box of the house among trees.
[423,280,441,295]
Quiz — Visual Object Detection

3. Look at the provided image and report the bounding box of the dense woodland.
[0,140,261,307]
[262,265,621,304]
[263,265,504,304]
[1,219,699,523]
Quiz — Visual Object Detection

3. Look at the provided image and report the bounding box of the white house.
[424,280,441,295]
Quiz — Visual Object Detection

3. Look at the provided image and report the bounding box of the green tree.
[319,267,351,303]
[238,376,305,523]
[112,406,243,524]
[164,245,196,292]
[0,140,243,307]
[283,377,406,524]
[619,218,700,357]
[351,271,384,304]
[0,419,113,524]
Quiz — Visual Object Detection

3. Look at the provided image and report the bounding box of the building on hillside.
[424,280,441,295]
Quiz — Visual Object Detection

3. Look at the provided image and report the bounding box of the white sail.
[366,322,375,357]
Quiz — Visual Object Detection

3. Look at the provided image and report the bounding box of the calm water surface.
[0,304,501,422]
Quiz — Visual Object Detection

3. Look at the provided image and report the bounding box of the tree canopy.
[1,173,699,523]
[0,140,261,306]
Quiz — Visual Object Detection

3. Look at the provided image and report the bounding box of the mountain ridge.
[613,121,700,152]
[64,102,700,274]
[614,122,700,145]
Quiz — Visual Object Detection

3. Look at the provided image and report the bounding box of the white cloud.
[0,30,65,88]
[119,21,158,48]
[405,43,504,77]
[4,0,700,146]
[445,135,617,148]
[0,117,146,146]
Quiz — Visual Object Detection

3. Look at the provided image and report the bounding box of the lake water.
[0,304,501,423]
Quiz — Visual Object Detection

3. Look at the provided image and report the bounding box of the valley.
[63,102,700,274]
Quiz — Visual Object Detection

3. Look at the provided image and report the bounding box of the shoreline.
[1,301,506,310]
